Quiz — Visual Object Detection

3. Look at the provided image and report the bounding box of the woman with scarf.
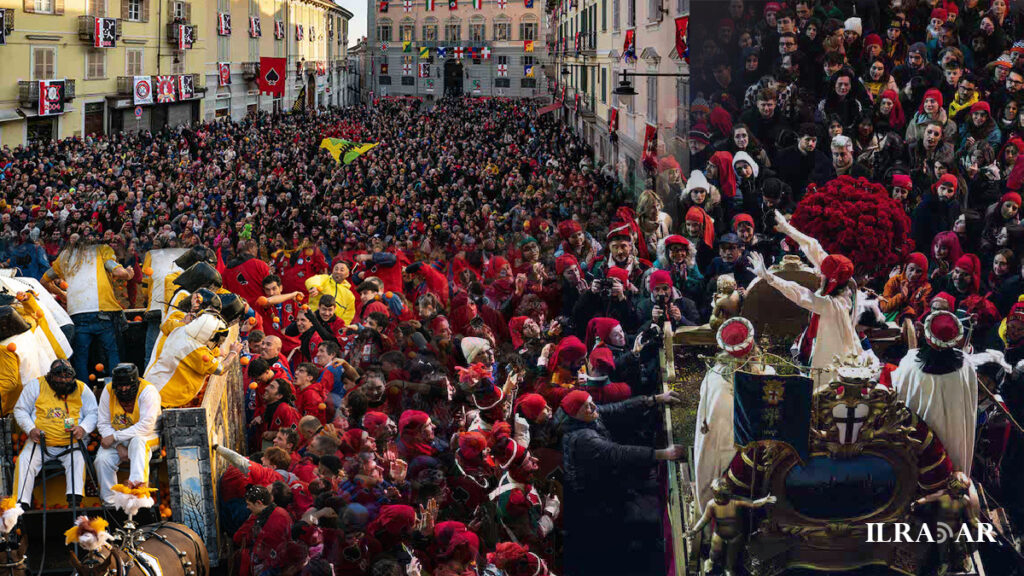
[234,484,294,576]
[861,57,899,103]
[981,192,1022,254]
[678,171,725,238]
[553,219,601,275]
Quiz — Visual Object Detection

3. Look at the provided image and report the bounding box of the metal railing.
[18,80,76,106]
[241,62,260,80]
[77,15,122,43]
[166,22,198,45]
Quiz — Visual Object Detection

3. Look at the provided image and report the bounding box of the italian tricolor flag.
[473,0,482,7]
[426,0,435,9]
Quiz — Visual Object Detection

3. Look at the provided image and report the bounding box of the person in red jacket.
[255,274,304,354]
[406,261,450,308]
[234,484,294,576]
[353,236,408,296]
[293,363,327,424]
[222,239,272,308]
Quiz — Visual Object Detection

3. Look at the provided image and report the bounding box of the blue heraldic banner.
[733,372,813,460]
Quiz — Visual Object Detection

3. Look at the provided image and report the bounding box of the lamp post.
[611,69,688,103]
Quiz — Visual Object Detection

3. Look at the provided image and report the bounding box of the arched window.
[445,17,461,42]
[400,17,415,41]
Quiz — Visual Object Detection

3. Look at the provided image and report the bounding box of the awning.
[536,101,561,116]
[0,109,21,124]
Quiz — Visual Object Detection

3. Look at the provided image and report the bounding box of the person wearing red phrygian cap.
[749,210,869,389]
[487,422,559,552]
[892,311,978,475]
[939,253,1001,342]
[554,219,601,275]
[488,542,553,576]
[445,430,496,523]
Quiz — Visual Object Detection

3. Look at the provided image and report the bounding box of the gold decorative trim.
[918,453,947,474]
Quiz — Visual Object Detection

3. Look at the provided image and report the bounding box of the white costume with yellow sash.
[95,381,162,504]
[12,377,97,503]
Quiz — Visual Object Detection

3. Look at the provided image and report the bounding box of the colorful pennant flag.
[622,29,636,63]
[217,62,231,87]
[419,63,430,77]
[319,138,380,164]
[497,63,508,77]
[437,46,448,58]
[426,0,435,9]
[675,16,689,62]
[481,47,491,59]
[403,41,412,52]
[524,64,534,77]
[449,0,457,9]
[249,16,261,37]
[524,40,534,52]
[380,0,389,11]
[403,63,412,75]
[420,46,430,58]
[609,108,618,132]
[217,12,231,35]
[525,0,533,6]
[453,46,465,59]
[474,0,482,8]
[404,0,412,10]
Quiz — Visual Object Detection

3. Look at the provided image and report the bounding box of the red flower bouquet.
[790,176,913,277]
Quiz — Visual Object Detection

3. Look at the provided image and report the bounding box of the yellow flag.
[319,138,380,164]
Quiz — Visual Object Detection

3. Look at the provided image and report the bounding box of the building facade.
[366,0,547,100]
[0,0,352,146]
[549,0,687,192]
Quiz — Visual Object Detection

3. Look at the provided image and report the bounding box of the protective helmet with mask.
[218,294,247,326]
[173,246,217,270]
[0,306,31,342]
[46,359,78,396]
[173,262,223,293]
[186,313,229,348]
[190,288,223,314]
[111,363,140,403]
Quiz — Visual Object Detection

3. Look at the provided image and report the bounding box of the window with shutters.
[172,1,189,21]
[612,0,619,30]
[497,55,507,65]
[379,75,391,84]
[423,23,438,41]
[34,0,54,14]
[601,66,606,102]
[495,78,510,87]
[627,0,634,26]
[519,19,536,40]
[249,37,259,60]
[647,76,657,122]
[521,78,535,88]
[125,48,144,75]
[522,55,533,67]
[648,0,659,22]
[126,0,142,21]
[402,76,414,85]
[32,47,56,80]
[378,24,392,42]
[86,50,107,79]
[86,0,106,16]
[400,23,414,41]
[444,22,460,42]
[601,0,606,31]
[172,50,185,73]
[493,21,509,40]
[470,21,484,42]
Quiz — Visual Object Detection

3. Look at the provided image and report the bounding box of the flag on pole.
[217,62,231,87]
[293,84,307,112]
[733,372,813,460]
[403,63,412,75]
[379,0,389,11]
[609,108,618,132]
[426,0,435,9]
[481,47,491,59]
[449,0,457,9]
[249,16,262,37]
[419,63,430,77]
[381,42,389,51]
[497,0,506,7]
[258,58,286,94]
[404,0,412,10]
[453,46,465,59]
[474,0,483,8]
[675,16,689,62]
[524,40,534,52]
[497,63,508,77]
[525,0,533,7]
[319,138,379,164]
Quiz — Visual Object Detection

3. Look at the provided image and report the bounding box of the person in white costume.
[693,317,774,514]
[96,363,162,505]
[892,311,978,475]
[145,312,240,409]
[13,359,97,508]
[748,210,866,389]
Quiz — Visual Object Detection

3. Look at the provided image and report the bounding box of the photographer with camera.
[571,267,645,336]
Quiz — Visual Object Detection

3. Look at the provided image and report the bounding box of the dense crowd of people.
[0,96,689,576]
[685,0,1024,546]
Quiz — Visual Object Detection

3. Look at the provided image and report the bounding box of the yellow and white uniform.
[305,274,356,325]
[144,314,224,408]
[140,248,186,318]
[0,276,73,358]
[0,325,56,416]
[45,245,122,316]
[145,290,192,372]
[13,377,97,502]
[95,380,162,504]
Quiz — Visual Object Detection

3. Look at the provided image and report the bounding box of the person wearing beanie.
[960,100,1003,149]
[906,87,958,144]
[575,345,631,405]
[892,311,977,475]
[641,234,704,306]
[636,268,699,339]
[560,387,683,574]
[693,317,774,514]
[512,392,553,448]
[688,122,714,169]
[749,210,868,389]
[980,192,1021,254]
[397,409,438,459]
[879,252,934,324]
[487,421,560,551]
[554,218,601,275]
[446,430,496,521]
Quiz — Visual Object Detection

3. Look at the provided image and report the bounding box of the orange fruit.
[318,403,327,410]
[5,343,15,353]
[296,293,305,302]
[89,374,96,381]
[248,317,257,325]
[133,316,142,322]
[249,382,258,390]
[257,296,268,307]
[301,305,309,312]
[240,357,250,366]
[95,364,104,372]
[59,281,68,290]
[143,267,154,276]
[202,355,212,363]
[273,317,280,324]
[15,292,27,302]
[304,249,314,257]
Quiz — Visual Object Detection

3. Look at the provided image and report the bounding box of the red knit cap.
[938,173,959,192]
[515,393,548,420]
[561,390,592,418]
[821,254,855,295]
[557,220,582,240]
[663,235,691,251]
[972,101,991,115]
[362,411,390,438]
[906,252,928,271]
[1003,192,1022,207]
[398,410,430,436]
[919,88,943,113]
[932,291,957,311]
[606,221,632,241]
[732,213,755,231]
[954,253,982,293]
[606,266,630,286]
[434,521,480,560]
[589,345,616,373]
[648,269,673,290]
[555,254,580,276]
[930,7,947,21]
[892,174,912,188]
[457,431,489,462]
[864,33,882,47]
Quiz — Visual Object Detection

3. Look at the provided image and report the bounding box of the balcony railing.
[78,16,122,44]
[2,8,13,35]
[241,62,260,80]
[18,80,76,107]
[166,22,198,46]
[116,74,203,97]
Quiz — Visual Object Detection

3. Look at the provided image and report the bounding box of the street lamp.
[611,69,687,104]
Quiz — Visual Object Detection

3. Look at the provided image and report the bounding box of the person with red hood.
[576,345,632,405]
[397,409,438,459]
[366,504,428,568]
[406,261,450,309]
[429,521,481,576]
[487,421,560,550]
[222,239,272,309]
[446,430,496,521]
[879,252,934,322]
[707,150,738,216]
[935,253,1001,344]
[981,192,1022,253]
[540,335,588,407]
[684,205,718,272]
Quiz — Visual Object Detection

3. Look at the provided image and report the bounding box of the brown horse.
[70,522,207,576]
